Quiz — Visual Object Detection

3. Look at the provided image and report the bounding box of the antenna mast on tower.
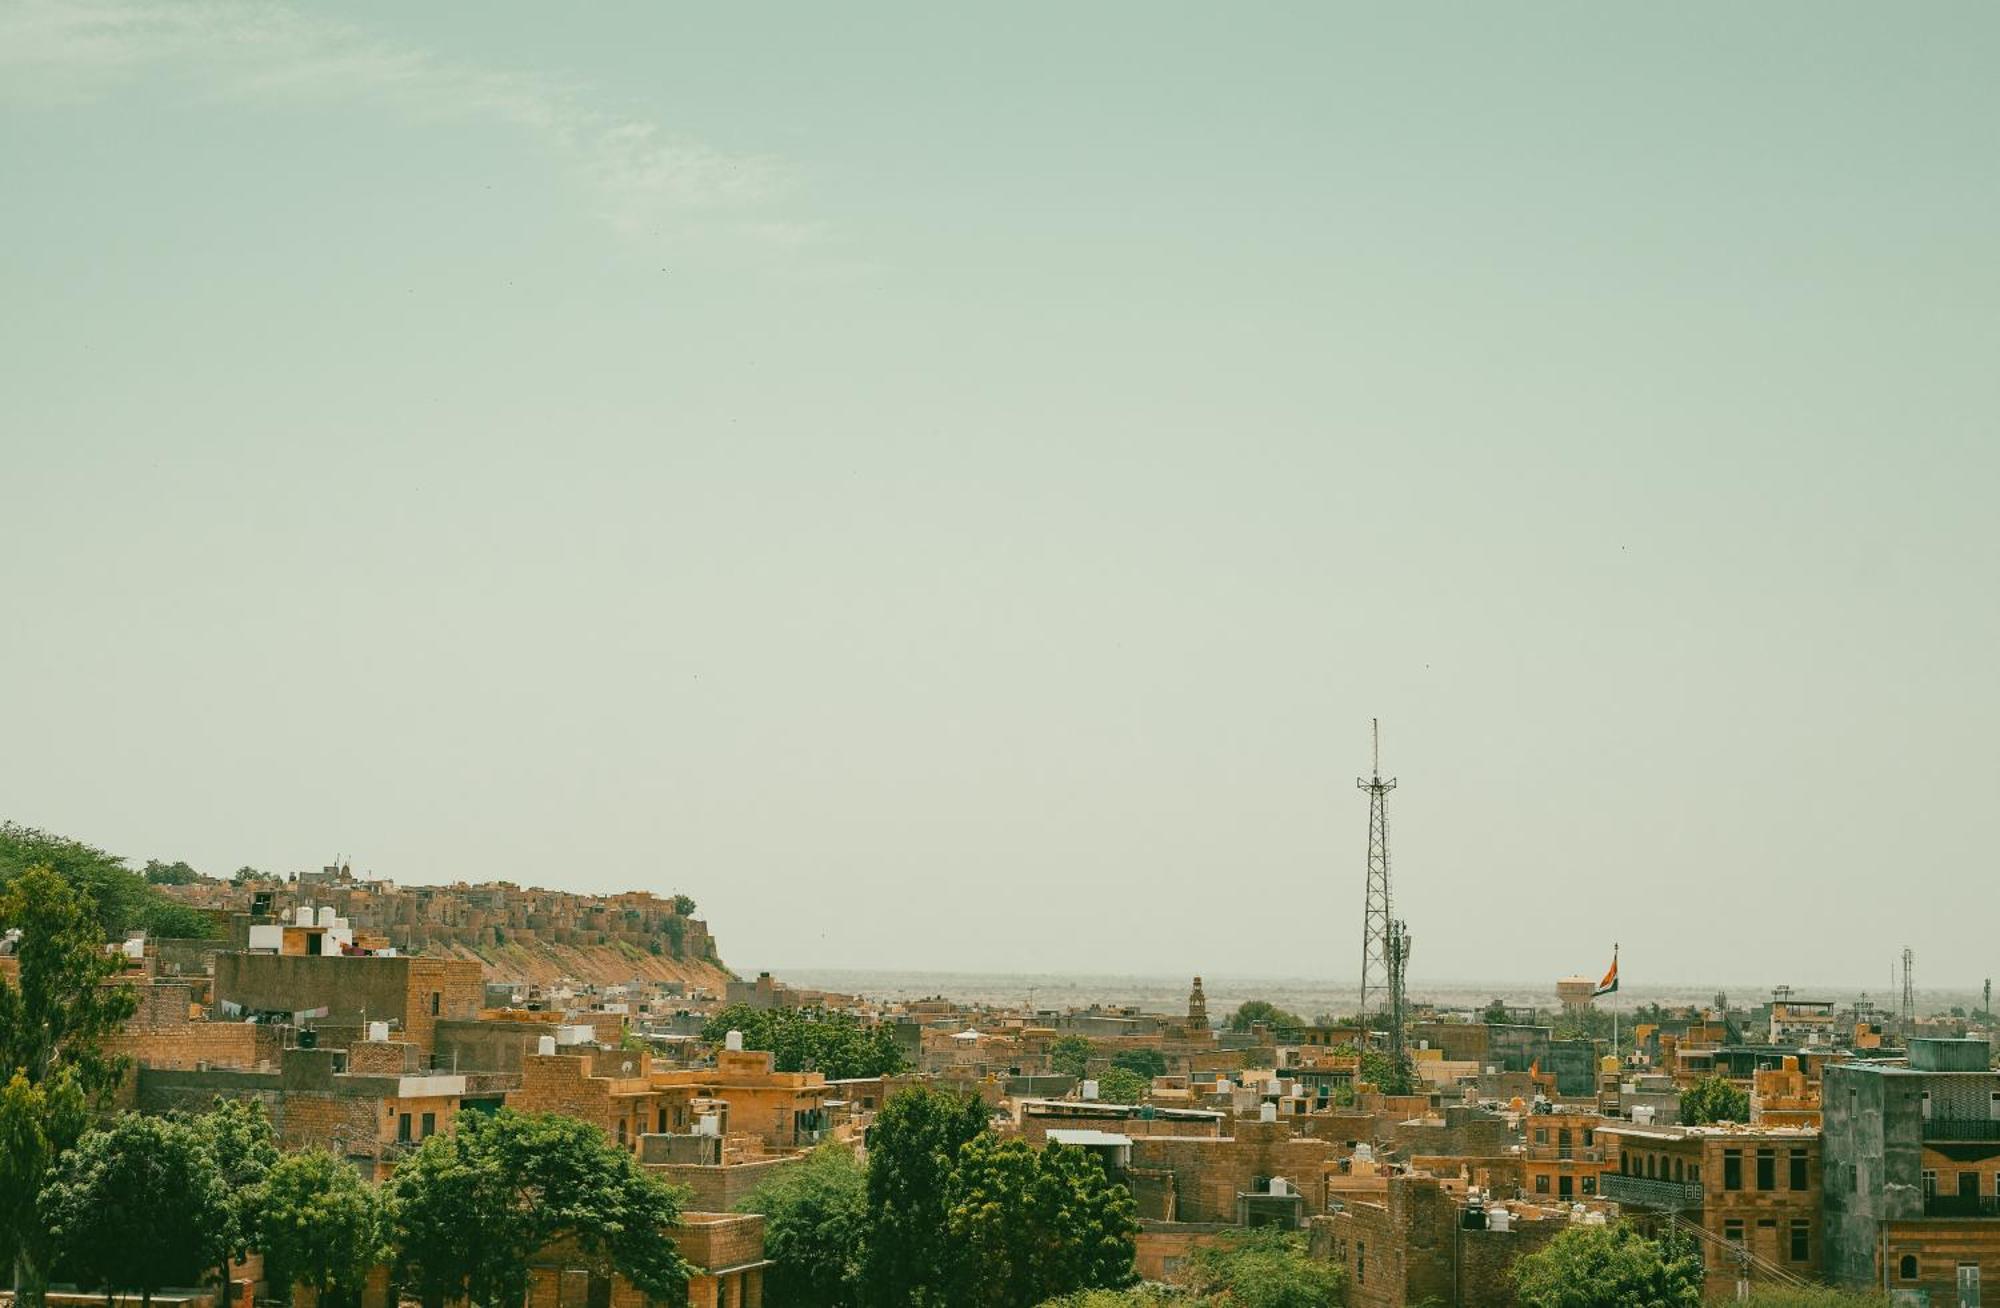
[1358,720,1398,1013]
[1901,948,1916,1027]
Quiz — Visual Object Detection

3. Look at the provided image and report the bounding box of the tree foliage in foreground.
[1511,1222,1702,1308]
[701,1003,907,1080]
[386,1109,691,1308]
[0,865,140,1308]
[192,1097,279,1308]
[862,1085,992,1307]
[41,1113,234,1307]
[261,1149,387,1308]
[944,1136,1137,1308]
[738,1142,869,1308]
[1177,1228,1343,1308]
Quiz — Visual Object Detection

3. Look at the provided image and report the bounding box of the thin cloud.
[0,0,795,248]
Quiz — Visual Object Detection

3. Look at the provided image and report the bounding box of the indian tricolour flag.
[1594,946,1619,998]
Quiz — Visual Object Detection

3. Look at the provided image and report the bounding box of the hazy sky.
[4,2,1996,988]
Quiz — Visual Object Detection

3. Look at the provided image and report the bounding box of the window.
[1558,1175,1573,1199]
[1689,1163,1701,1183]
[430,991,441,1016]
[1757,1148,1775,1191]
[1673,1158,1684,1182]
[397,1113,412,1142]
[420,1112,436,1138]
[1899,1255,1918,1281]
[1558,1128,1572,1149]
[1922,1170,1938,1199]
[1534,1127,1547,1144]
[1535,1174,1550,1194]
[1582,1176,1595,1195]
[1790,1221,1809,1262]
[1789,1150,1807,1190]
[1583,1129,1595,1146]
[1724,1219,1744,1246]
[618,1121,628,1145]
[1724,1150,1743,1191]
[1356,1242,1365,1285]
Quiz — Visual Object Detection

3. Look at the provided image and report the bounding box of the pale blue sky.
[3,2,1995,986]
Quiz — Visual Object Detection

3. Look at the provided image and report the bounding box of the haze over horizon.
[5,3,1995,984]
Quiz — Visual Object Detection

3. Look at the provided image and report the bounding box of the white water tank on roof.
[537,1035,557,1056]
[368,1021,390,1042]
[318,906,337,928]
[1081,1080,1099,1101]
[725,1029,744,1052]
[1490,1207,1512,1232]
[1260,1102,1278,1123]
[295,906,314,927]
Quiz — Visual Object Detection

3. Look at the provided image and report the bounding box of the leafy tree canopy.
[702,1004,907,1080]
[191,1097,280,1307]
[737,1142,869,1308]
[0,824,214,941]
[387,1109,690,1308]
[862,1085,991,1307]
[142,859,202,886]
[1679,1075,1750,1126]
[41,1112,234,1305]
[1511,1223,1702,1308]
[1094,1067,1150,1105]
[261,1149,387,1308]
[1111,1048,1166,1080]
[1049,1035,1094,1080]
[945,1137,1138,1308]
[1228,1001,1305,1033]
[1177,1228,1343,1308]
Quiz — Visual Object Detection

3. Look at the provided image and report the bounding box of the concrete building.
[1822,1037,2000,1303]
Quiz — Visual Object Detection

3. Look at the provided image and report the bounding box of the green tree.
[41,1113,234,1308]
[0,865,139,1307]
[1679,1075,1750,1126]
[862,1085,990,1307]
[1481,1000,1512,1025]
[944,1137,1136,1308]
[0,1070,88,1308]
[0,824,210,942]
[1111,1048,1166,1080]
[1228,1001,1305,1033]
[261,1151,386,1308]
[1178,1228,1343,1308]
[231,866,265,886]
[1037,1292,1181,1308]
[1511,1223,1702,1308]
[192,1098,279,1308]
[671,894,697,917]
[702,1005,907,1080]
[1094,1067,1150,1105]
[142,860,201,886]
[1739,1290,1890,1307]
[737,1143,869,1308]
[1049,1035,1094,1079]
[386,1109,690,1308]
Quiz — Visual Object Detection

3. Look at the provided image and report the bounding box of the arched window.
[1673,1158,1684,1182]
[1899,1255,1919,1281]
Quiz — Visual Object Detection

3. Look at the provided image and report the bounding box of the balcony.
[1923,1195,2000,1219]
[1922,1119,2000,1142]
[1526,1145,1606,1163]
[1601,1173,1705,1210]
